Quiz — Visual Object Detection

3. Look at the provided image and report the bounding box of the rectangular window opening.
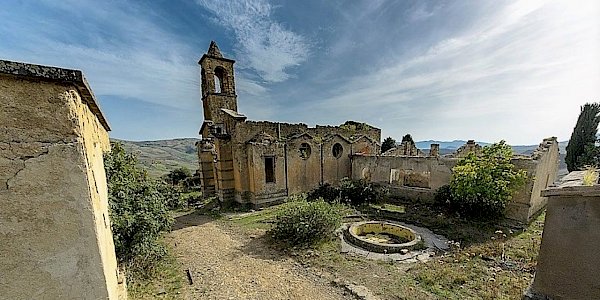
[265,156,275,183]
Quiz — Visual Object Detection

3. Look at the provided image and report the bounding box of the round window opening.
[332,143,343,158]
[299,143,312,159]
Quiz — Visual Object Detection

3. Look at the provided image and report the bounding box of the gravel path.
[167,211,351,300]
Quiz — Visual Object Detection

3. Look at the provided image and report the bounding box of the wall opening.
[265,156,275,183]
[214,66,226,93]
[299,143,311,159]
[332,143,343,158]
[214,75,222,93]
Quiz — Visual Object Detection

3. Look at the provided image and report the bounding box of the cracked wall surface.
[0,71,121,299]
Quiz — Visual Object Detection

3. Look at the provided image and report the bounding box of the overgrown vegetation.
[436,141,527,219]
[227,197,545,300]
[268,196,343,247]
[381,136,397,153]
[566,102,600,171]
[402,133,414,143]
[339,120,372,132]
[582,168,598,186]
[307,178,385,206]
[104,142,176,280]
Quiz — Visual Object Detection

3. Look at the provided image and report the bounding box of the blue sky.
[2,0,599,144]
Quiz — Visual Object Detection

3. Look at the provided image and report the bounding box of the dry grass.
[128,246,185,300]
[226,200,545,300]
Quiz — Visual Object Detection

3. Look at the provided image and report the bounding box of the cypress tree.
[565,103,600,171]
[381,137,396,153]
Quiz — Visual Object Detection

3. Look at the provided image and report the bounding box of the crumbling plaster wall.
[352,138,559,223]
[244,141,287,205]
[221,120,380,206]
[0,74,120,299]
[322,135,352,185]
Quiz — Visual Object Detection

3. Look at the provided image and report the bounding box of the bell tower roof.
[207,41,223,58]
[199,41,235,64]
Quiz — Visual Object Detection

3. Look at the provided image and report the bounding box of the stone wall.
[525,171,600,299]
[0,61,123,299]
[351,138,559,223]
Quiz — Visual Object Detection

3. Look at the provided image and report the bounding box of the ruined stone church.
[196,41,559,223]
[197,41,381,206]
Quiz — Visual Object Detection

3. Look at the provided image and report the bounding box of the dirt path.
[167,211,351,300]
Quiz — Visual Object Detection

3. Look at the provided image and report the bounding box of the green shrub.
[269,197,343,247]
[104,142,174,278]
[339,178,382,205]
[448,141,527,219]
[308,178,384,206]
[434,184,453,207]
[307,183,340,202]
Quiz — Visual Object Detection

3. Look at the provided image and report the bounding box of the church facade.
[197,42,381,206]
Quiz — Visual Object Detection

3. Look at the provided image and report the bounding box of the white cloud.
[196,0,309,82]
[312,0,600,144]
[0,0,202,110]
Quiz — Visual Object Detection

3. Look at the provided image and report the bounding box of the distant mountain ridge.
[415,140,568,155]
[110,138,200,178]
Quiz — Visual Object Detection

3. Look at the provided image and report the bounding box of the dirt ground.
[166,211,351,300]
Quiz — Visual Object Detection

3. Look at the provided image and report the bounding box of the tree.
[165,167,192,186]
[402,134,414,143]
[104,142,174,277]
[566,103,600,171]
[381,136,396,153]
[448,141,527,219]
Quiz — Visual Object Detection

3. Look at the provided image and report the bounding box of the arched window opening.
[214,75,221,93]
[214,67,226,94]
[332,143,343,159]
[299,143,311,159]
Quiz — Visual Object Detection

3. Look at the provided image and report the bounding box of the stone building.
[352,138,560,223]
[197,42,381,206]
[196,41,559,222]
[0,60,124,299]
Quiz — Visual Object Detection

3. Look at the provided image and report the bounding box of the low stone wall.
[525,171,600,299]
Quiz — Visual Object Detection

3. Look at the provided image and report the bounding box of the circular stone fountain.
[344,221,422,254]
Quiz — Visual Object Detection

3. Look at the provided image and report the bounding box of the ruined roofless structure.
[197,41,381,206]
[196,41,559,223]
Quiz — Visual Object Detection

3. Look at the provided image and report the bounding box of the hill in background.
[111,138,200,178]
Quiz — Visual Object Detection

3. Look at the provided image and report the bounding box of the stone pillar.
[198,139,217,197]
[524,171,600,299]
[429,143,440,157]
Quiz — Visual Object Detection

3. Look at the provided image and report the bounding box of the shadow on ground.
[172,210,215,231]
[235,230,293,263]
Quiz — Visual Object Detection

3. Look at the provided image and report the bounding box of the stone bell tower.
[197,41,242,203]
[199,41,238,124]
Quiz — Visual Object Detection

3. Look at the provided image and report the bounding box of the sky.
[1,0,599,145]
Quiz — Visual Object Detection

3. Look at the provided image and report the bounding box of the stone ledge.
[541,171,600,197]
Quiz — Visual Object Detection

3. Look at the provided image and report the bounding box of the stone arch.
[214,66,226,93]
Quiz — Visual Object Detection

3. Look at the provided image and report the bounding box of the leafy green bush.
[104,142,175,278]
[447,141,527,219]
[308,178,384,206]
[307,183,340,202]
[433,184,453,207]
[269,197,343,247]
[339,178,383,205]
